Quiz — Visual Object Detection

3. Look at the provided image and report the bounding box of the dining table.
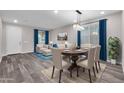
[62,48,88,71]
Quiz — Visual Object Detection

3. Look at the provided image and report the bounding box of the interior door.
[6,26,22,55]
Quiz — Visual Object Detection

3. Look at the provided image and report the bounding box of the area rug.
[41,61,106,83]
[33,52,52,61]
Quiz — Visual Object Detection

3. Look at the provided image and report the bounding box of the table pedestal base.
[68,55,79,71]
[68,63,78,71]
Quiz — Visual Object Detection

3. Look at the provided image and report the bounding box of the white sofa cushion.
[43,44,49,49]
[37,43,43,48]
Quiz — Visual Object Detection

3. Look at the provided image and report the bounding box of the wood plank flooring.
[0,53,124,83]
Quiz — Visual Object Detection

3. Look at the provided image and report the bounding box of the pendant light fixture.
[73,10,85,30]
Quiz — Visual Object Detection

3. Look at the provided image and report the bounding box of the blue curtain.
[34,29,38,52]
[77,31,81,48]
[99,19,107,61]
[45,31,49,44]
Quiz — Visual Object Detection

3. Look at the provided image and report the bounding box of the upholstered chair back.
[94,45,101,62]
[87,47,96,68]
[51,48,63,70]
[69,43,76,50]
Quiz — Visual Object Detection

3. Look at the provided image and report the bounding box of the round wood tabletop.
[62,49,88,56]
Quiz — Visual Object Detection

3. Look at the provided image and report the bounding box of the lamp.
[50,41,53,44]
[50,41,53,46]
[73,10,85,31]
[65,41,68,48]
[73,24,85,30]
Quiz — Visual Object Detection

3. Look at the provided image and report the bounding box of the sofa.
[36,42,77,56]
[36,44,52,56]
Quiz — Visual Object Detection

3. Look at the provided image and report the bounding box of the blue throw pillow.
[53,44,58,48]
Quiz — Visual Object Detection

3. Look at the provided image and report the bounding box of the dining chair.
[78,44,94,63]
[77,47,96,83]
[94,45,101,73]
[51,48,70,83]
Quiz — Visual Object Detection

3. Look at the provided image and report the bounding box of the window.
[81,22,99,44]
[38,31,45,44]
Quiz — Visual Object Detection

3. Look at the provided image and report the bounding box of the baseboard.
[2,50,34,56]
[107,59,122,65]
[21,50,33,54]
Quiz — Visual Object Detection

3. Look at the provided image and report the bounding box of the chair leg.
[70,70,72,78]
[77,66,79,77]
[92,66,96,77]
[59,70,63,83]
[51,66,55,78]
[83,68,85,72]
[95,62,99,73]
[88,69,92,83]
[69,56,71,63]
[98,61,101,70]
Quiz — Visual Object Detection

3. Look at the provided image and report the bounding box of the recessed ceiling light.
[13,19,18,23]
[54,10,58,14]
[100,11,105,15]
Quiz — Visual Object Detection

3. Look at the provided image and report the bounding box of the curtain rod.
[81,21,98,25]
[81,19,108,25]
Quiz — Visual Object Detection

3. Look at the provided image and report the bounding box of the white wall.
[50,12,122,63]
[2,23,34,55]
[0,17,2,61]
[50,25,77,44]
[106,13,122,41]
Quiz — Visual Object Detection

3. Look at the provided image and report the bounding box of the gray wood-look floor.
[0,53,124,83]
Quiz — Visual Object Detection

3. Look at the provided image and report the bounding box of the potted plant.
[108,37,120,64]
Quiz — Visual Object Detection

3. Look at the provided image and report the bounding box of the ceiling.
[0,10,121,30]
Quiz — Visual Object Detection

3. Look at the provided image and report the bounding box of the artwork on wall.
[57,32,68,41]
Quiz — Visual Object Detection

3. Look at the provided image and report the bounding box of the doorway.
[6,25,22,55]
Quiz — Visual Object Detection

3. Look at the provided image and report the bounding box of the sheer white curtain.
[81,22,99,45]
[38,31,45,44]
